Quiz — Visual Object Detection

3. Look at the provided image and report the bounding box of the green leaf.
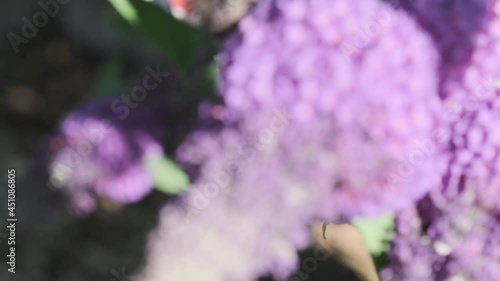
[110,0,215,70]
[143,154,190,195]
[353,212,395,256]
[108,0,140,27]
[205,58,220,82]
[89,56,126,97]
[197,59,220,99]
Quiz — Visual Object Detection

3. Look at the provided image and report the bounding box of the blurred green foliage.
[89,56,131,97]
[108,0,140,27]
[111,0,216,71]
[353,212,395,256]
[143,154,190,195]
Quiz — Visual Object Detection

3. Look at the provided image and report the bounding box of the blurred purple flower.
[382,181,500,281]
[136,0,452,279]
[47,97,164,215]
[218,0,447,217]
[380,1,500,279]
[139,123,335,281]
[402,0,500,206]
[400,0,488,100]
[444,106,500,208]
[380,206,445,281]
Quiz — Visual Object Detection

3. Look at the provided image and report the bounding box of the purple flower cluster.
[382,179,500,281]
[48,98,164,215]
[136,0,452,280]
[400,0,500,191]
[139,113,336,280]
[380,206,445,281]
[136,0,500,280]
[400,0,489,99]
[218,0,447,217]
[382,1,500,279]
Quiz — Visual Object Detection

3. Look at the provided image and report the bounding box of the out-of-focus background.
[0,1,368,280]
[2,0,498,281]
[0,1,203,280]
